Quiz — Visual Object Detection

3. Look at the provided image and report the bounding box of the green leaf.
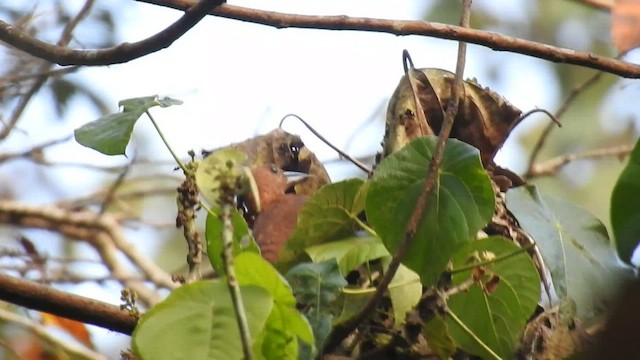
[337,263,420,327]
[236,253,297,308]
[366,136,495,286]
[236,253,314,359]
[195,148,249,206]
[335,289,370,325]
[205,209,259,273]
[286,260,347,349]
[132,280,272,360]
[304,235,389,276]
[387,264,421,327]
[507,185,634,320]
[611,138,640,265]
[284,179,366,261]
[74,95,182,156]
[423,315,456,360]
[446,236,540,360]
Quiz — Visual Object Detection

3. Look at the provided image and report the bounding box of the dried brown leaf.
[384,67,521,165]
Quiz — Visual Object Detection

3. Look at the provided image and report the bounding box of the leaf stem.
[450,243,534,275]
[220,202,254,360]
[447,308,502,360]
[145,110,188,174]
[352,215,378,238]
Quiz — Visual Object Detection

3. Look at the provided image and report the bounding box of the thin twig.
[526,64,613,176]
[323,0,472,352]
[99,154,135,215]
[279,114,372,175]
[0,0,94,140]
[135,1,640,78]
[528,144,633,178]
[0,135,72,164]
[0,66,79,89]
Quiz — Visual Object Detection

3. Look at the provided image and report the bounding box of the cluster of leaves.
[74,95,639,359]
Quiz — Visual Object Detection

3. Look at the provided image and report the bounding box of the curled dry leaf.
[384,53,522,166]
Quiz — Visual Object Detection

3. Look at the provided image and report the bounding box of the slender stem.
[447,309,502,360]
[220,203,253,360]
[279,114,372,175]
[145,110,188,173]
[450,244,534,275]
[353,215,378,237]
[526,66,610,176]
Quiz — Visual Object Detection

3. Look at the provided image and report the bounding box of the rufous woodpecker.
[247,164,308,263]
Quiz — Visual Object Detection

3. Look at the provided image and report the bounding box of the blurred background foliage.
[0,0,638,357]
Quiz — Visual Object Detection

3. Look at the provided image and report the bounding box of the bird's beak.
[284,171,309,188]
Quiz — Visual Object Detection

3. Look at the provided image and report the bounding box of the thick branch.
[0,273,137,335]
[136,1,640,78]
[0,0,224,66]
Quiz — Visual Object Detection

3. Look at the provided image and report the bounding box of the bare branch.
[0,0,94,140]
[0,273,137,335]
[0,0,224,66]
[136,1,640,78]
[525,69,609,177]
[0,201,177,305]
[528,144,633,178]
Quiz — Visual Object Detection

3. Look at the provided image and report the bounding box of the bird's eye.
[289,142,302,157]
[269,164,279,174]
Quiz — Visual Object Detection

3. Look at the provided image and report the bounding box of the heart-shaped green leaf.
[74,95,182,156]
[446,236,540,360]
[236,252,314,359]
[205,209,259,273]
[132,280,272,360]
[284,179,366,261]
[507,185,634,320]
[366,136,495,286]
[195,148,249,206]
[286,259,346,350]
[304,235,389,276]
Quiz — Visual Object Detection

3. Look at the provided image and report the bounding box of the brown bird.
[245,164,308,263]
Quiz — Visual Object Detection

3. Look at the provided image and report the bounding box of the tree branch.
[527,144,633,178]
[0,0,94,140]
[136,0,640,78]
[0,201,177,306]
[0,273,137,335]
[0,0,224,66]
